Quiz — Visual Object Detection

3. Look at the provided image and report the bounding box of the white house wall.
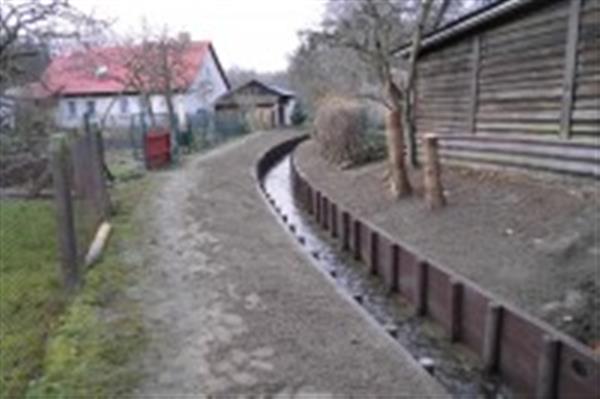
[55,93,178,128]
[54,47,229,129]
[183,49,229,115]
[284,98,296,126]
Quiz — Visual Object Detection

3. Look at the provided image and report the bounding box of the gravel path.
[131,131,445,397]
[295,139,600,345]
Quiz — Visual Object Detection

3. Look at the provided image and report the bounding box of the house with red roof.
[31,40,230,128]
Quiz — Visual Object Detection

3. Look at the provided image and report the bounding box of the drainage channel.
[262,154,512,399]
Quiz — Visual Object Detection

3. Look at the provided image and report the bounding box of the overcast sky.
[71,0,327,73]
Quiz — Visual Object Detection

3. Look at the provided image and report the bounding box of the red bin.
[145,128,171,170]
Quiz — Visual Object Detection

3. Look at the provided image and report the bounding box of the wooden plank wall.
[572,0,600,139]
[414,0,599,178]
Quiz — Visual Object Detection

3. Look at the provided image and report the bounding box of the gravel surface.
[130,131,446,397]
[295,139,600,345]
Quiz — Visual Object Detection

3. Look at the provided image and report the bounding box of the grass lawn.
[25,174,152,398]
[1,160,152,398]
[0,200,64,398]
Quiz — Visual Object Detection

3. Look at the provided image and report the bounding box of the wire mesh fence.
[99,111,250,174]
[0,115,110,396]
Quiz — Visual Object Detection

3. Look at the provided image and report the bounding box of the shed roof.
[395,0,539,55]
[216,79,295,103]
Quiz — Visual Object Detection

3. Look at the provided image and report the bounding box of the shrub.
[290,102,307,126]
[314,97,368,167]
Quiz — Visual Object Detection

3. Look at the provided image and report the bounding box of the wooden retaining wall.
[414,0,599,177]
[255,137,599,398]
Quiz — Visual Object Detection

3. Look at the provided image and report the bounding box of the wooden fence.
[50,125,111,290]
[414,0,599,177]
[254,136,600,398]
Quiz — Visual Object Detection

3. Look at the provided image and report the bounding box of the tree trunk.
[424,134,446,209]
[142,93,156,127]
[385,102,412,197]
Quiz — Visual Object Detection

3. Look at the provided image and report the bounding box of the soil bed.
[295,139,600,346]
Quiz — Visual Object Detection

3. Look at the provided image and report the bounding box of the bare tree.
[317,0,419,197]
[0,0,106,195]
[1,0,106,91]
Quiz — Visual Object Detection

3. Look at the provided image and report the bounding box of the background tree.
[288,0,500,194]
[314,0,421,197]
[226,67,289,89]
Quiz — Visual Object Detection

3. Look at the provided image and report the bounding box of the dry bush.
[314,97,367,167]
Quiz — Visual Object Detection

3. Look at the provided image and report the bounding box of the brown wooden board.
[397,245,417,303]
[377,235,394,290]
[460,285,490,356]
[497,310,545,397]
[360,222,371,270]
[426,264,452,332]
[557,343,600,398]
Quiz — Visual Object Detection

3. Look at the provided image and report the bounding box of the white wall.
[56,94,145,128]
[54,47,229,129]
[283,98,296,126]
[183,48,229,116]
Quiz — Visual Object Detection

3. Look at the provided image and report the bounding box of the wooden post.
[483,302,503,375]
[369,231,379,276]
[353,220,362,261]
[88,127,111,217]
[307,186,314,214]
[536,336,561,399]
[50,135,79,291]
[331,203,338,238]
[315,191,321,224]
[342,211,350,251]
[560,0,582,139]
[390,244,400,292]
[449,279,464,342]
[424,135,446,209]
[468,35,481,134]
[415,261,428,317]
[322,196,329,230]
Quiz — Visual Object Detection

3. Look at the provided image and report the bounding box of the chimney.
[178,32,191,43]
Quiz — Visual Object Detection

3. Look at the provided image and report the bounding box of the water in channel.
[262,154,512,399]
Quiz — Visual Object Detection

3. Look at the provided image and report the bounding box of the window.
[67,100,77,118]
[120,97,129,114]
[86,100,96,116]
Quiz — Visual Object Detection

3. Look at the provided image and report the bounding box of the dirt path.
[130,131,445,397]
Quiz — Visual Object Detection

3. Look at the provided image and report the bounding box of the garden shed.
[215,79,296,130]
[411,0,599,177]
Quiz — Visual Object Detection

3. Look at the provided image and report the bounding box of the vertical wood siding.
[414,0,599,177]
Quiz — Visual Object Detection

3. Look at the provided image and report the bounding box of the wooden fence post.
[369,231,379,276]
[424,135,446,209]
[536,336,561,399]
[50,135,79,291]
[342,211,350,251]
[322,196,329,230]
[88,127,111,217]
[415,261,429,316]
[483,302,503,375]
[315,191,321,224]
[449,279,464,342]
[390,244,400,292]
[331,203,338,238]
[353,220,362,261]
